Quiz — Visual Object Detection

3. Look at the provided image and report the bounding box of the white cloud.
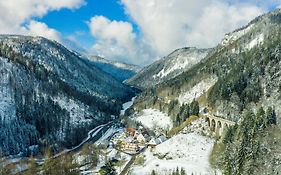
[187,2,265,48]
[86,0,268,65]
[88,16,155,65]
[25,20,61,41]
[0,0,85,41]
[89,16,136,49]
[121,0,265,59]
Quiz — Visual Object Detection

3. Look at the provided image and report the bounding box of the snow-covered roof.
[136,134,146,142]
[158,135,167,143]
[148,138,161,145]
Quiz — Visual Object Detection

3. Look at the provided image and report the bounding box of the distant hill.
[89,56,141,82]
[125,47,210,89]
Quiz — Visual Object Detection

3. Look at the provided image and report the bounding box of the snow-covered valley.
[2,6,281,175]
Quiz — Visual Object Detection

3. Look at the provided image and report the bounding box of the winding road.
[53,120,117,159]
[11,120,118,174]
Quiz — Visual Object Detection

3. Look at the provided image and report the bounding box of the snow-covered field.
[79,148,132,175]
[134,109,173,131]
[178,77,217,105]
[129,132,217,175]
[129,118,220,175]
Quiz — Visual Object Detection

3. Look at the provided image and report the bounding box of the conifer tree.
[256,107,265,130]
[42,147,57,175]
[151,170,157,175]
[266,107,277,125]
[24,157,38,175]
[180,168,186,175]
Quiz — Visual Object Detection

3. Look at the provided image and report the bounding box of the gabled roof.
[127,128,136,133]
[136,133,145,141]
[158,135,167,142]
[148,138,161,145]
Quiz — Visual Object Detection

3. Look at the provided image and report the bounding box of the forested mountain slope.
[132,9,281,123]
[128,9,281,174]
[0,35,136,156]
[125,47,210,89]
[88,56,140,82]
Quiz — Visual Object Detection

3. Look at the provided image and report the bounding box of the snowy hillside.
[89,56,141,82]
[178,77,218,105]
[127,9,281,174]
[130,119,219,175]
[125,47,210,89]
[134,109,173,132]
[0,35,136,156]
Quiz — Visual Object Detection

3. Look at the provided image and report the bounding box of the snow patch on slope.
[245,33,264,50]
[135,109,172,131]
[53,95,92,125]
[156,56,192,78]
[178,77,218,105]
[0,59,16,123]
[155,49,209,79]
[221,24,254,46]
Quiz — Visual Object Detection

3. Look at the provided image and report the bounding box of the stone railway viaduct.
[204,114,236,136]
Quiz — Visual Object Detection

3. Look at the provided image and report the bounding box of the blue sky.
[38,0,130,49]
[0,0,279,65]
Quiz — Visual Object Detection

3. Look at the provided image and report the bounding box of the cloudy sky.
[0,0,280,65]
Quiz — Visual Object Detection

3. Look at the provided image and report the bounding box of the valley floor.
[127,110,221,175]
[1,98,221,175]
[129,132,217,175]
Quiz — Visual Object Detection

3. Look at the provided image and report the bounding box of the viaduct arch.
[204,115,236,136]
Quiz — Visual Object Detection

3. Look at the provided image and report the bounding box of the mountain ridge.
[87,55,141,82]
[130,8,281,124]
[0,35,137,156]
[126,8,281,174]
[125,47,211,89]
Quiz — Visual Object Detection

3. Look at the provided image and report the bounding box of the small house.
[134,130,140,138]
[124,136,133,143]
[147,135,167,148]
[126,128,136,137]
[158,135,167,143]
[147,138,161,148]
[136,133,146,144]
[122,143,140,152]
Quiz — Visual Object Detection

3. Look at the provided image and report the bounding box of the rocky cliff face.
[0,35,136,156]
[125,47,210,89]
